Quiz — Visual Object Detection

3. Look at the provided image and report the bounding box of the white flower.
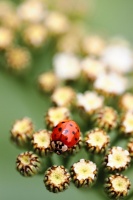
[45,12,69,34]
[73,159,97,180]
[107,147,130,169]
[53,52,81,80]
[77,91,104,113]
[101,44,133,73]
[94,72,128,95]
[17,0,46,23]
[86,129,109,149]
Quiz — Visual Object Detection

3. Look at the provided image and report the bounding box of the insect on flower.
[51,120,80,155]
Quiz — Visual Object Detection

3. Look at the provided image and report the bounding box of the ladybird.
[51,120,80,155]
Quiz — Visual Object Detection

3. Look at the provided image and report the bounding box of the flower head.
[6,47,31,71]
[1,11,20,30]
[70,159,98,187]
[76,91,104,115]
[94,106,118,131]
[44,165,71,193]
[101,43,133,74]
[82,35,106,56]
[103,146,131,172]
[11,117,34,146]
[45,12,69,35]
[16,151,41,176]
[38,71,58,93]
[53,52,81,80]
[45,107,70,129]
[94,72,128,96]
[51,86,76,107]
[17,0,46,23]
[104,174,131,199]
[23,24,47,47]
[32,130,51,156]
[85,128,110,153]
[57,28,82,54]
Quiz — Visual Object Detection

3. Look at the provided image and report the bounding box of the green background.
[1,0,133,200]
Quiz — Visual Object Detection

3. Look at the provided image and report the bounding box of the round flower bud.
[1,11,21,30]
[94,106,118,131]
[17,0,46,23]
[51,86,76,107]
[23,24,47,47]
[16,151,41,176]
[70,159,98,188]
[84,128,110,153]
[76,91,104,115]
[104,174,131,199]
[101,43,133,74]
[6,47,31,71]
[32,130,51,156]
[53,52,81,81]
[119,110,133,136]
[94,72,127,96]
[56,28,82,54]
[44,165,71,193]
[103,146,131,172]
[45,12,69,35]
[38,72,58,93]
[45,106,70,129]
[10,117,34,147]
[82,35,106,57]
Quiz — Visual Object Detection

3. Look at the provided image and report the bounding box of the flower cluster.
[5,0,133,199]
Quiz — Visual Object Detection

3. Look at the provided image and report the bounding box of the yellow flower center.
[112,177,129,192]
[20,155,30,165]
[73,159,96,180]
[34,131,50,147]
[49,167,66,185]
[87,131,108,148]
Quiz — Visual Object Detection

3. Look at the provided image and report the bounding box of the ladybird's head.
[50,140,68,155]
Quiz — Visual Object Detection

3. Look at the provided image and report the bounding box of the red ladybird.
[51,120,80,155]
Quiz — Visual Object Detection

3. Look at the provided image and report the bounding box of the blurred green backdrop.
[1,0,133,200]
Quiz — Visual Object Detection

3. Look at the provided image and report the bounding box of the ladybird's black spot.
[75,138,78,141]
[58,127,62,132]
[65,137,68,140]
[64,129,69,134]
[72,131,75,134]
[61,121,65,124]
[69,123,73,127]
[76,127,79,131]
